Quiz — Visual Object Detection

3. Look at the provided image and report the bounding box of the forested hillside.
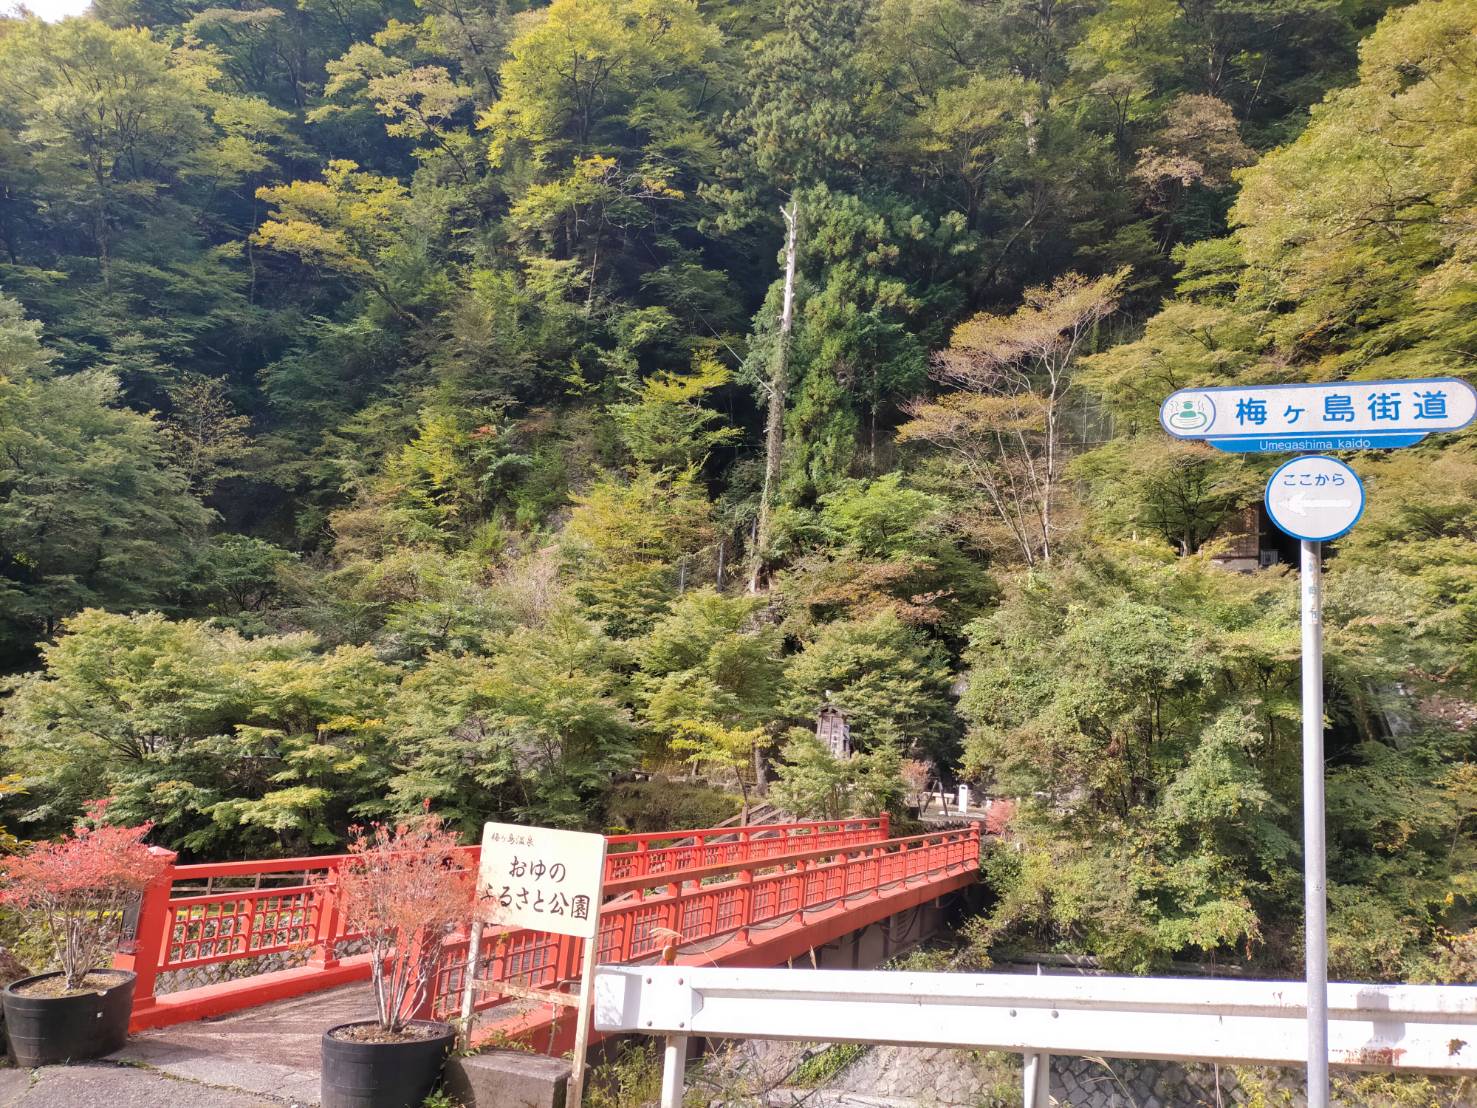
[1,0,1476,982]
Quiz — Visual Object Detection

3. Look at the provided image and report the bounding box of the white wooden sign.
[472,822,608,1108]
[475,822,606,938]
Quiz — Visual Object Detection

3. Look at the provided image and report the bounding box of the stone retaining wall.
[704,1038,1471,1107]
[1050,1055,1263,1106]
[832,1044,1274,1107]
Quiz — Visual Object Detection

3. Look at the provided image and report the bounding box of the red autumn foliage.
[984,798,1017,837]
[0,800,167,989]
[335,814,474,1032]
[901,759,931,794]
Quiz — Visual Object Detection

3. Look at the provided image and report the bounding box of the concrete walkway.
[108,983,375,1106]
[0,985,404,1106]
[0,1063,290,1106]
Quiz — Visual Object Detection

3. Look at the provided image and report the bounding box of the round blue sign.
[1264,455,1365,542]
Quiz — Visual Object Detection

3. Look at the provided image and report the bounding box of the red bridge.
[115,816,981,1052]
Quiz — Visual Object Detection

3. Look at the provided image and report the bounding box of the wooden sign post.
[472,822,607,1108]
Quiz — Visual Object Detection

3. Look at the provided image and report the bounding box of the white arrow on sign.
[1264,455,1365,542]
[1287,493,1355,516]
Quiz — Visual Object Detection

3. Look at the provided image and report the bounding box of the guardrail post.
[660,1034,688,1108]
[1023,1052,1050,1107]
[113,846,178,1010]
[880,812,890,839]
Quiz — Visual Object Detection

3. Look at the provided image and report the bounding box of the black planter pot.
[321,1020,456,1108]
[2,970,136,1068]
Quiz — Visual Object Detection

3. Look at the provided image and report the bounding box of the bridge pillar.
[665,881,683,940]
[113,846,178,1011]
[309,874,342,971]
[736,869,753,945]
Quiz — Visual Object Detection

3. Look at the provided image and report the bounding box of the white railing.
[594,965,1477,1107]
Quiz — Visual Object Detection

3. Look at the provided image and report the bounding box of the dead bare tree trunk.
[748,197,799,594]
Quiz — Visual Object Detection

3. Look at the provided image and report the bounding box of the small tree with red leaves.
[901,760,931,806]
[984,798,1017,838]
[0,800,168,990]
[336,815,474,1033]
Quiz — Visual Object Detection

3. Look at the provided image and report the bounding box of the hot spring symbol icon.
[1167,395,1212,433]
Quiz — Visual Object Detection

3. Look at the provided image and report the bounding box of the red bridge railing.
[428,824,982,1027]
[117,816,892,1029]
[604,816,888,883]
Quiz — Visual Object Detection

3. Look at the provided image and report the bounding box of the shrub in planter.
[0,801,167,1067]
[321,814,474,1108]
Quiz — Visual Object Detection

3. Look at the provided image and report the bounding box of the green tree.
[384,609,636,832]
[729,0,873,188]
[184,534,295,630]
[611,357,739,474]
[776,474,992,637]
[781,609,956,762]
[0,18,283,290]
[254,160,425,322]
[634,589,783,802]
[635,590,783,734]
[771,730,907,820]
[561,469,716,636]
[162,373,254,496]
[1,610,397,856]
[0,299,211,665]
[480,0,731,326]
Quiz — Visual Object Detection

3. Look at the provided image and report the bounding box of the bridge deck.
[118,984,372,1104]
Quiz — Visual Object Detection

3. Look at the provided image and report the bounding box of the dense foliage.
[0,0,1474,984]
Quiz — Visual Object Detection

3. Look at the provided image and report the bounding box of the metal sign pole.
[1157,378,1477,1103]
[1301,539,1329,1108]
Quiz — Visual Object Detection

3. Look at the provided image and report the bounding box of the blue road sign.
[1264,456,1365,542]
[1160,377,1476,453]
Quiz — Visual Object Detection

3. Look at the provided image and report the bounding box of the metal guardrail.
[594,965,1477,1107]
